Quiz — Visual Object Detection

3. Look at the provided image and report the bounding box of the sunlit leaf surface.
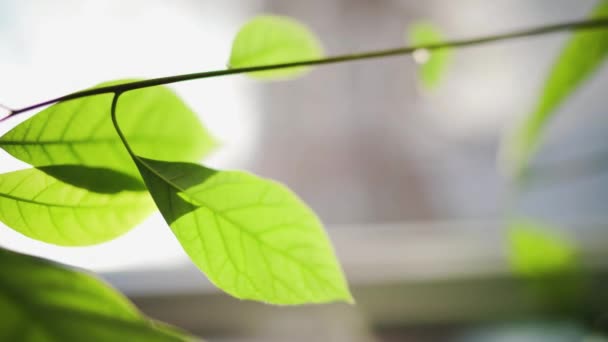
[0,166,154,246]
[0,80,216,178]
[133,157,352,305]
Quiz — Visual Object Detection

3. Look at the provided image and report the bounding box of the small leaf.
[229,15,324,80]
[133,157,352,304]
[503,1,608,176]
[0,80,216,178]
[0,247,191,341]
[507,219,579,277]
[407,22,451,88]
[0,166,155,246]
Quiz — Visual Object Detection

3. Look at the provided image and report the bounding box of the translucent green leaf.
[504,1,608,176]
[0,166,155,246]
[0,247,191,341]
[133,157,352,304]
[0,80,216,178]
[407,22,451,88]
[229,15,324,80]
[507,219,579,277]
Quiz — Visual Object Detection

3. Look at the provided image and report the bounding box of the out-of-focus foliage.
[0,247,191,341]
[229,15,323,80]
[407,22,451,88]
[508,219,579,277]
[507,219,587,312]
[503,1,608,176]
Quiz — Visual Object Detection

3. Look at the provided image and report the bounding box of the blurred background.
[1,0,608,341]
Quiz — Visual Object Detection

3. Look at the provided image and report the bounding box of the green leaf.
[407,22,451,88]
[0,247,191,341]
[507,219,579,277]
[0,166,155,246]
[0,80,216,178]
[229,15,324,80]
[133,157,352,304]
[503,1,608,176]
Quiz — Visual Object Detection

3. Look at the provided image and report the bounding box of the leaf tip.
[343,293,356,305]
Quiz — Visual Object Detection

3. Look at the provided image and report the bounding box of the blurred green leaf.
[229,15,324,80]
[0,80,216,179]
[504,1,608,176]
[0,247,191,341]
[508,219,579,277]
[407,22,451,88]
[0,166,154,246]
[132,157,352,305]
[507,218,586,311]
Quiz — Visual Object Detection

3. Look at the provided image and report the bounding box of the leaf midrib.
[0,135,197,146]
[0,191,148,209]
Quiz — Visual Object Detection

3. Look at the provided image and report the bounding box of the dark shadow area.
[134,157,216,225]
[38,165,146,194]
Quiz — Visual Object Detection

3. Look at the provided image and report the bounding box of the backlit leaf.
[0,247,191,341]
[133,157,352,305]
[0,80,216,179]
[408,22,451,88]
[0,166,154,246]
[229,15,323,80]
[503,1,608,176]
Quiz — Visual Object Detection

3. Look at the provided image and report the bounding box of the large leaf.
[0,247,190,341]
[0,80,216,178]
[407,22,451,88]
[0,166,155,246]
[504,1,608,175]
[228,15,324,80]
[133,157,352,305]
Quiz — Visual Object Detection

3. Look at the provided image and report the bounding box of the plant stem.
[3,17,608,121]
